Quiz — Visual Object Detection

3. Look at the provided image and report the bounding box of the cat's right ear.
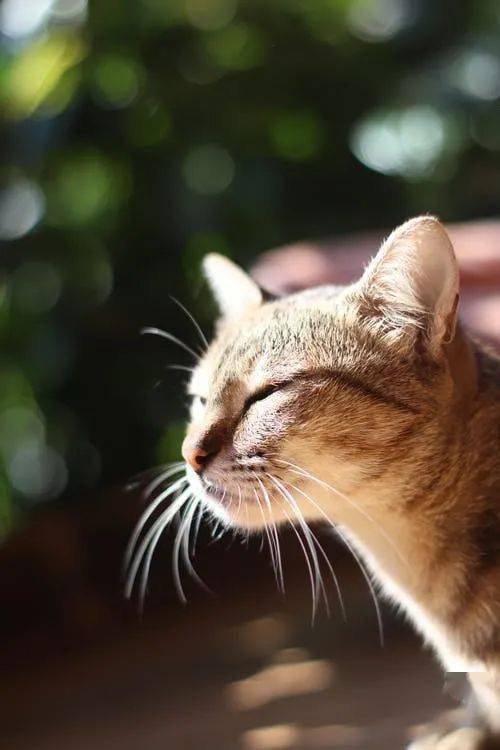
[357,216,459,354]
[203,253,266,318]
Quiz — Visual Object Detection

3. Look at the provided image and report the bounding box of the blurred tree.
[1,0,500,533]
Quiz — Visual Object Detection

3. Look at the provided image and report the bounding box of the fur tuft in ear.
[358,216,459,351]
[203,253,263,318]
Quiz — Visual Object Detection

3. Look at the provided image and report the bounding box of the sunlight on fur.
[126,215,500,743]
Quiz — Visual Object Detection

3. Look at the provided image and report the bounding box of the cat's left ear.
[203,253,274,318]
[358,216,459,353]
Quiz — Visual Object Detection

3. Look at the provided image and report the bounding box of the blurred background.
[1,1,500,748]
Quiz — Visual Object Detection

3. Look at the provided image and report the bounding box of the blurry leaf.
[204,23,268,71]
[90,52,146,109]
[47,150,131,227]
[10,262,62,315]
[139,0,184,26]
[2,32,87,119]
[182,144,235,194]
[36,67,82,117]
[185,0,237,30]
[125,100,172,148]
[269,111,325,162]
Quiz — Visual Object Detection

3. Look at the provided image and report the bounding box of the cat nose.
[182,439,211,474]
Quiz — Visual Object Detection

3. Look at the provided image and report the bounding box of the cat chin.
[199,492,274,532]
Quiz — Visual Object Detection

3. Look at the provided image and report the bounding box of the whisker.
[125,487,192,601]
[253,488,272,560]
[253,487,281,593]
[172,497,206,603]
[280,478,347,622]
[170,296,209,351]
[144,462,186,499]
[124,461,184,492]
[274,457,407,569]
[191,502,204,557]
[180,498,211,592]
[268,477,319,621]
[278,473,384,645]
[268,474,328,618]
[141,326,200,361]
[165,364,196,374]
[255,475,285,594]
[124,474,188,574]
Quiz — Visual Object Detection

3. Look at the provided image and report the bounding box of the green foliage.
[1,0,499,532]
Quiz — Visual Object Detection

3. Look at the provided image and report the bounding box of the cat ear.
[203,253,265,318]
[358,216,459,351]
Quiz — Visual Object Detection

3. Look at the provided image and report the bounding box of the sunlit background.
[1,1,500,748]
[3,0,500,531]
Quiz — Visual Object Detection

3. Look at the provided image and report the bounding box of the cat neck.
[319,333,500,670]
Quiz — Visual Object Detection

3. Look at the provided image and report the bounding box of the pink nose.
[182,439,209,473]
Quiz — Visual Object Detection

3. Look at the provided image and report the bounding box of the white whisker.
[253,487,281,593]
[255,475,284,594]
[268,476,319,621]
[165,364,196,374]
[277,472,384,645]
[180,498,210,593]
[274,457,407,568]
[170,296,209,351]
[268,473,328,618]
[125,487,192,601]
[191,502,204,556]
[280,478,347,622]
[124,473,188,573]
[141,326,200,361]
[172,498,199,603]
[144,462,186,499]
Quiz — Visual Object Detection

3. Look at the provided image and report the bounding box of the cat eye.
[243,383,282,412]
[192,395,207,407]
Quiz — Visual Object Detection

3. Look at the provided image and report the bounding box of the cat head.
[182,216,464,530]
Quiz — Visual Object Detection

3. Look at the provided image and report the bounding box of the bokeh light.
[7,443,68,502]
[184,0,236,31]
[0,179,45,240]
[91,53,145,109]
[0,0,498,539]
[347,0,415,42]
[50,0,88,22]
[47,150,130,226]
[0,0,53,39]
[204,22,267,71]
[447,48,500,101]
[126,100,172,147]
[182,144,235,195]
[9,262,62,315]
[2,32,86,118]
[350,106,455,179]
[270,111,324,162]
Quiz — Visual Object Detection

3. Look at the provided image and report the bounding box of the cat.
[135,216,500,748]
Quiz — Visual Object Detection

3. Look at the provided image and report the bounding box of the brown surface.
[0,494,453,750]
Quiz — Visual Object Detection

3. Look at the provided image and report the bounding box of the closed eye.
[243,383,286,412]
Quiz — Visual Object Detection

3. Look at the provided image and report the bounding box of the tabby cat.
[138,217,500,748]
